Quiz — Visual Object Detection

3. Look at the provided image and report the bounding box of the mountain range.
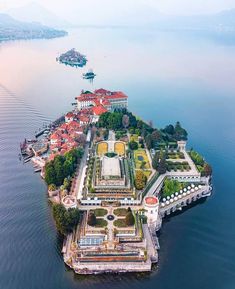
[0,13,67,42]
[7,2,71,28]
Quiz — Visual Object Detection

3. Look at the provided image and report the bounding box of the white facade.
[144,196,159,225]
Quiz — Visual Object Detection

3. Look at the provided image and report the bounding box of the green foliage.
[105,152,117,158]
[94,208,108,217]
[135,170,147,190]
[48,183,57,191]
[201,163,212,177]
[113,208,128,216]
[98,111,123,130]
[162,179,185,198]
[145,134,153,150]
[152,150,167,174]
[52,204,80,235]
[162,122,188,141]
[189,150,205,166]
[87,212,97,226]
[174,121,188,140]
[45,148,83,186]
[129,141,138,150]
[125,210,135,226]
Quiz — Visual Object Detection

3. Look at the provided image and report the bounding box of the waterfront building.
[76,89,128,113]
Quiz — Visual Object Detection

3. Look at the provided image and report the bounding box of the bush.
[125,211,135,226]
[48,184,57,191]
[129,141,138,150]
[87,212,97,226]
[135,170,147,190]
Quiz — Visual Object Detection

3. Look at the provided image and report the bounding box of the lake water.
[0,27,235,289]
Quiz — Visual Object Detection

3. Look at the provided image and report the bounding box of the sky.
[1,0,235,24]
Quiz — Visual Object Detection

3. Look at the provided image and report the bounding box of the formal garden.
[166,161,191,172]
[114,142,125,156]
[161,178,188,198]
[97,142,108,156]
[134,149,150,169]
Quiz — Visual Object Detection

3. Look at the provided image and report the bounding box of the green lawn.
[94,208,108,217]
[113,208,128,216]
[114,218,128,227]
[134,149,150,169]
[94,218,108,228]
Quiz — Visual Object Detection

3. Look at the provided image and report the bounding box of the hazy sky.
[1,0,235,24]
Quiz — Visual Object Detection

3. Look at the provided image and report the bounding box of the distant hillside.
[149,9,235,32]
[0,13,67,42]
[8,2,71,28]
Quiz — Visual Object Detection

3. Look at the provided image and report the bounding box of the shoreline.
[22,88,212,275]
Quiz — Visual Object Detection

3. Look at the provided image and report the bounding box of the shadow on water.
[159,197,208,229]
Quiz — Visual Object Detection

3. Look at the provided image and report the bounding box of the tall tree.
[122,114,130,129]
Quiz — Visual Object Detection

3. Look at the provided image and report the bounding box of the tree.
[125,211,135,226]
[87,212,97,226]
[149,120,153,128]
[45,163,57,185]
[174,121,188,140]
[164,124,175,135]
[145,134,153,150]
[63,178,70,191]
[158,150,167,174]
[152,129,161,142]
[54,157,64,186]
[122,114,130,129]
[135,170,147,190]
[52,204,80,235]
[152,150,167,174]
[152,151,160,170]
[129,141,138,150]
[202,163,212,177]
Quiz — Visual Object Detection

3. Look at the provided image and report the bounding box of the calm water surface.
[0,28,235,289]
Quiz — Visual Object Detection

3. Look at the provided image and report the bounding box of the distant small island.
[57,48,87,67]
[0,13,67,42]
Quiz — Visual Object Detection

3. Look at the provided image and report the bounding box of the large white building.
[76,88,128,112]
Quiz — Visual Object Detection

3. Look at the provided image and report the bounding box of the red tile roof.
[94,88,111,95]
[106,91,128,100]
[92,105,107,115]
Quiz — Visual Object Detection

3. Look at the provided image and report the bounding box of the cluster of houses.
[31,89,128,171]
[48,111,89,161]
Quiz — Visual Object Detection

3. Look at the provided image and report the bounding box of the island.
[57,48,87,67]
[22,88,212,274]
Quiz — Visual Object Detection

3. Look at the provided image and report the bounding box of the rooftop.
[101,156,121,177]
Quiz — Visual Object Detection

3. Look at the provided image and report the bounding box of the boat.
[83,69,96,80]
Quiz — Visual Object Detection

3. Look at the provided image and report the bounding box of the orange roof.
[65,112,75,118]
[79,115,90,122]
[102,99,111,106]
[92,105,107,115]
[106,91,128,100]
[50,133,61,141]
[145,196,158,205]
[94,88,111,95]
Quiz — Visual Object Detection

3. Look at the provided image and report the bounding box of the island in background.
[57,48,87,67]
[21,88,212,274]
